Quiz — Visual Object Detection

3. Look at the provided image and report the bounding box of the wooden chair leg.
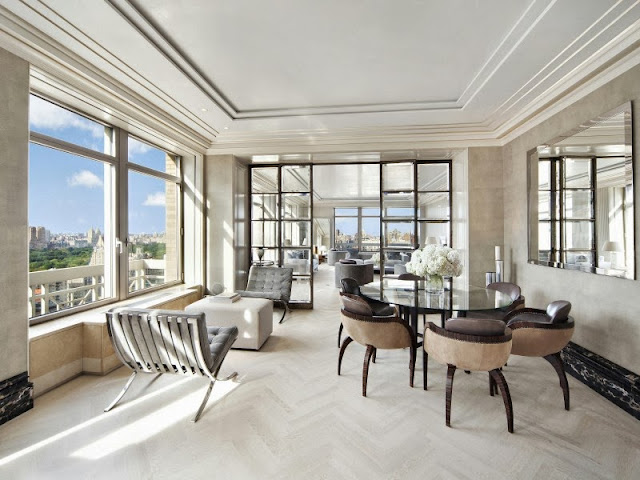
[489,372,496,396]
[338,337,353,375]
[544,352,570,410]
[423,350,428,391]
[409,345,416,388]
[446,364,456,427]
[362,345,375,397]
[337,323,343,347]
[372,347,377,363]
[489,369,514,433]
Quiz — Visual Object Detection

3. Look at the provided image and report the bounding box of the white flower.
[405,245,463,278]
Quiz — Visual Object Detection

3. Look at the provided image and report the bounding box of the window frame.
[28,94,183,325]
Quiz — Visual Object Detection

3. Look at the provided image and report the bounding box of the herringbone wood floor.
[1,264,639,479]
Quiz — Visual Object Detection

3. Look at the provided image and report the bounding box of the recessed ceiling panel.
[130,0,529,112]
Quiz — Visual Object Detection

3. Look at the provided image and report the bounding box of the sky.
[28,95,171,235]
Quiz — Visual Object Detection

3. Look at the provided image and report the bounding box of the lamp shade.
[426,236,438,245]
[603,241,623,252]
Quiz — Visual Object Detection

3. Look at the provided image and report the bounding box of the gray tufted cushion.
[239,266,293,303]
[445,317,507,336]
[546,300,571,323]
[487,282,521,301]
[206,325,238,372]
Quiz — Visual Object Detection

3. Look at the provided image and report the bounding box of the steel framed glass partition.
[379,160,452,278]
[250,165,313,306]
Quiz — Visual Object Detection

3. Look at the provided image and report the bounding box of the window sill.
[29,284,201,340]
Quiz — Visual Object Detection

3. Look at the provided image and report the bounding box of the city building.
[1,2,639,478]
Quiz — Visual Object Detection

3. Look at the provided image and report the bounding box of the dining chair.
[338,277,396,347]
[338,293,416,397]
[470,282,525,321]
[503,300,574,410]
[424,317,514,432]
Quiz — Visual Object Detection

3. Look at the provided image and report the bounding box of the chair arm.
[508,316,575,330]
[503,307,545,323]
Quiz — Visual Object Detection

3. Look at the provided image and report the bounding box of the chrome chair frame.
[105,308,238,422]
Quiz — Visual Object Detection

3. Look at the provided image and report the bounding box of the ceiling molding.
[0,1,213,151]
[107,0,235,120]
[1,0,639,157]
[491,1,640,132]
[206,19,640,156]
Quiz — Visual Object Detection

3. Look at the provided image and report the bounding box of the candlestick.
[496,260,504,282]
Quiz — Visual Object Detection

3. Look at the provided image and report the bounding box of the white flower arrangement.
[405,244,463,278]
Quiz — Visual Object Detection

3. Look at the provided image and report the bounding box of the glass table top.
[359,279,513,313]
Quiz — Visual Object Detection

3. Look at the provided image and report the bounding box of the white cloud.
[143,192,165,207]
[29,96,104,138]
[68,170,103,189]
[129,138,152,157]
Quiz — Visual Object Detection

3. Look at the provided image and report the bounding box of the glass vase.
[425,274,444,294]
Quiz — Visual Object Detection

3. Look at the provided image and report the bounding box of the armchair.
[504,300,574,410]
[470,282,525,321]
[424,317,514,432]
[105,308,238,422]
[338,277,395,346]
[338,293,416,397]
[237,266,293,323]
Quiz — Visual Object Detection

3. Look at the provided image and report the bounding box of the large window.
[334,208,381,252]
[127,140,181,294]
[28,95,182,323]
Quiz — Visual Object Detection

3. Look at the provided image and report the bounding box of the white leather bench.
[185,297,273,350]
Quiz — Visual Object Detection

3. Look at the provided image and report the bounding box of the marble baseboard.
[563,341,640,420]
[0,372,34,426]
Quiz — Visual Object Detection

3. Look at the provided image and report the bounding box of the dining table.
[359,278,514,337]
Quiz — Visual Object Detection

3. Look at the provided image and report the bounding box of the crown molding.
[208,20,640,156]
[0,1,212,153]
[1,0,639,158]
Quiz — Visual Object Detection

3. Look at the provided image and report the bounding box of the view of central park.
[29,243,167,272]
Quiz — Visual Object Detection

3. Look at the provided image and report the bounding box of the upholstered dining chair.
[503,300,574,410]
[338,277,396,347]
[105,308,238,422]
[237,266,293,323]
[469,282,525,321]
[424,317,514,433]
[397,273,423,281]
[338,293,417,397]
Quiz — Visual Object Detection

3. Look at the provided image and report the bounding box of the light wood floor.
[1,264,639,479]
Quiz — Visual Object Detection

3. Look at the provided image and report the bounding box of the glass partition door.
[250,165,313,306]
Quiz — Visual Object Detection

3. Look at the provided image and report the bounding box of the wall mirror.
[527,102,635,279]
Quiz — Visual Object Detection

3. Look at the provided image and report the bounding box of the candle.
[495,246,502,261]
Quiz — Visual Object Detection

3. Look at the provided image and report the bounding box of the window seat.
[29,285,202,397]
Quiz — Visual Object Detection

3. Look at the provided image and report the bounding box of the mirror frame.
[527,102,635,279]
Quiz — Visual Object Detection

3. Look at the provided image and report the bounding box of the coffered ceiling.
[0,0,639,155]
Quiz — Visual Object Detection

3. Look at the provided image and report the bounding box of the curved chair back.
[425,321,512,372]
[487,282,521,301]
[340,277,361,296]
[546,300,571,323]
[398,273,423,281]
[340,293,412,350]
[107,308,217,378]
